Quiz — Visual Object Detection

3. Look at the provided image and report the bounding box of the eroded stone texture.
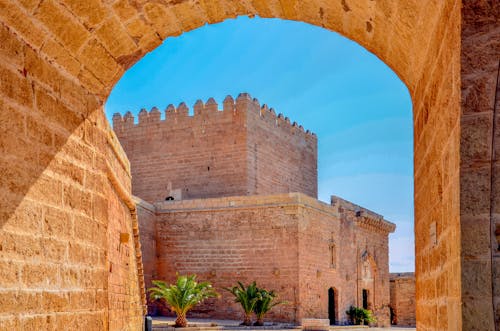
[461,2,500,330]
[113,94,317,202]
[135,196,157,315]
[120,96,394,326]
[0,0,495,329]
[137,193,394,326]
[0,11,143,329]
[390,273,416,327]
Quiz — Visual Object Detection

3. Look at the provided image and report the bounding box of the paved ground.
[151,317,416,331]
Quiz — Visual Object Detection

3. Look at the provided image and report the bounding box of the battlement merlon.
[111,93,317,138]
[331,195,396,234]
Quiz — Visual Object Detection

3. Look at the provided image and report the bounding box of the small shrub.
[345,306,376,325]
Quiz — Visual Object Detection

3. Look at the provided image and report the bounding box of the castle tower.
[113,93,317,203]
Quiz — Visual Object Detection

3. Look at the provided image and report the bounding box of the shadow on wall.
[0,43,103,230]
[1,0,490,330]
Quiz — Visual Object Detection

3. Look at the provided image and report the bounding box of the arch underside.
[0,0,498,330]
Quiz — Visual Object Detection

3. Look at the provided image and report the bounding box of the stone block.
[0,231,42,259]
[42,291,70,311]
[40,39,81,77]
[461,215,492,258]
[461,113,493,163]
[79,39,123,85]
[43,206,72,238]
[63,184,92,215]
[462,298,495,331]
[460,166,491,216]
[143,2,182,39]
[68,242,99,266]
[21,262,60,289]
[3,200,42,234]
[0,260,20,287]
[462,259,493,298]
[113,0,138,21]
[96,17,137,59]
[0,23,24,68]
[35,88,82,133]
[60,0,108,28]
[0,65,32,107]
[42,237,68,262]
[35,0,90,54]
[0,0,45,49]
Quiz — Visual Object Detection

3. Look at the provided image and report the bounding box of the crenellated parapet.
[113,92,318,201]
[112,93,316,139]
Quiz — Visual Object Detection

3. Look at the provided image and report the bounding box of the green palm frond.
[224,281,260,314]
[148,274,219,316]
[253,288,287,319]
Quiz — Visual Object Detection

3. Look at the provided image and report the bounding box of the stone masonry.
[0,0,497,330]
[136,193,395,326]
[114,95,396,326]
[113,94,317,202]
[390,272,416,326]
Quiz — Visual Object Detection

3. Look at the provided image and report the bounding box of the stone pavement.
[151,317,415,331]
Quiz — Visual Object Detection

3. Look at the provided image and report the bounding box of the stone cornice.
[153,192,339,218]
[355,215,396,234]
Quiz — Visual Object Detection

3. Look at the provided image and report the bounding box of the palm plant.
[224,281,260,326]
[253,289,287,326]
[345,306,376,325]
[148,274,219,327]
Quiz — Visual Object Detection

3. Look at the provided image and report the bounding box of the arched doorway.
[328,287,338,325]
[0,1,496,330]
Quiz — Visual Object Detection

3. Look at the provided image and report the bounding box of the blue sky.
[105,16,414,272]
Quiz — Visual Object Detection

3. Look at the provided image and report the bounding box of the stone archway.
[0,1,498,330]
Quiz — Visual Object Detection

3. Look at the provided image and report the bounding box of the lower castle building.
[113,93,403,326]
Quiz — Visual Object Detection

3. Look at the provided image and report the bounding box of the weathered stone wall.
[113,99,249,202]
[135,197,158,315]
[0,13,144,329]
[353,227,391,327]
[330,196,394,327]
[296,201,342,323]
[0,0,496,329]
[244,95,318,198]
[153,194,301,322]
[145,193,393,326]
[461,2,500,329]
[106,149,145,329]
[390,272,416,326]
[113,94,317,203]
[411,1,463,329]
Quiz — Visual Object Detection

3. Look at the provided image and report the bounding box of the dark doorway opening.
[362,289,369,309]
[328,287,337,325]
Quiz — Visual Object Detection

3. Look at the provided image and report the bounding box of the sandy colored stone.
[113,94,317,203]
[35,0,90,54]
[96,17,137,59]
[59,0,108,29]
[79,39,123,86]
[0,0,497,330]
[0,65,32,107]
[40,39,81,77]
[140,193,394,326]
[390,273,416,326]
